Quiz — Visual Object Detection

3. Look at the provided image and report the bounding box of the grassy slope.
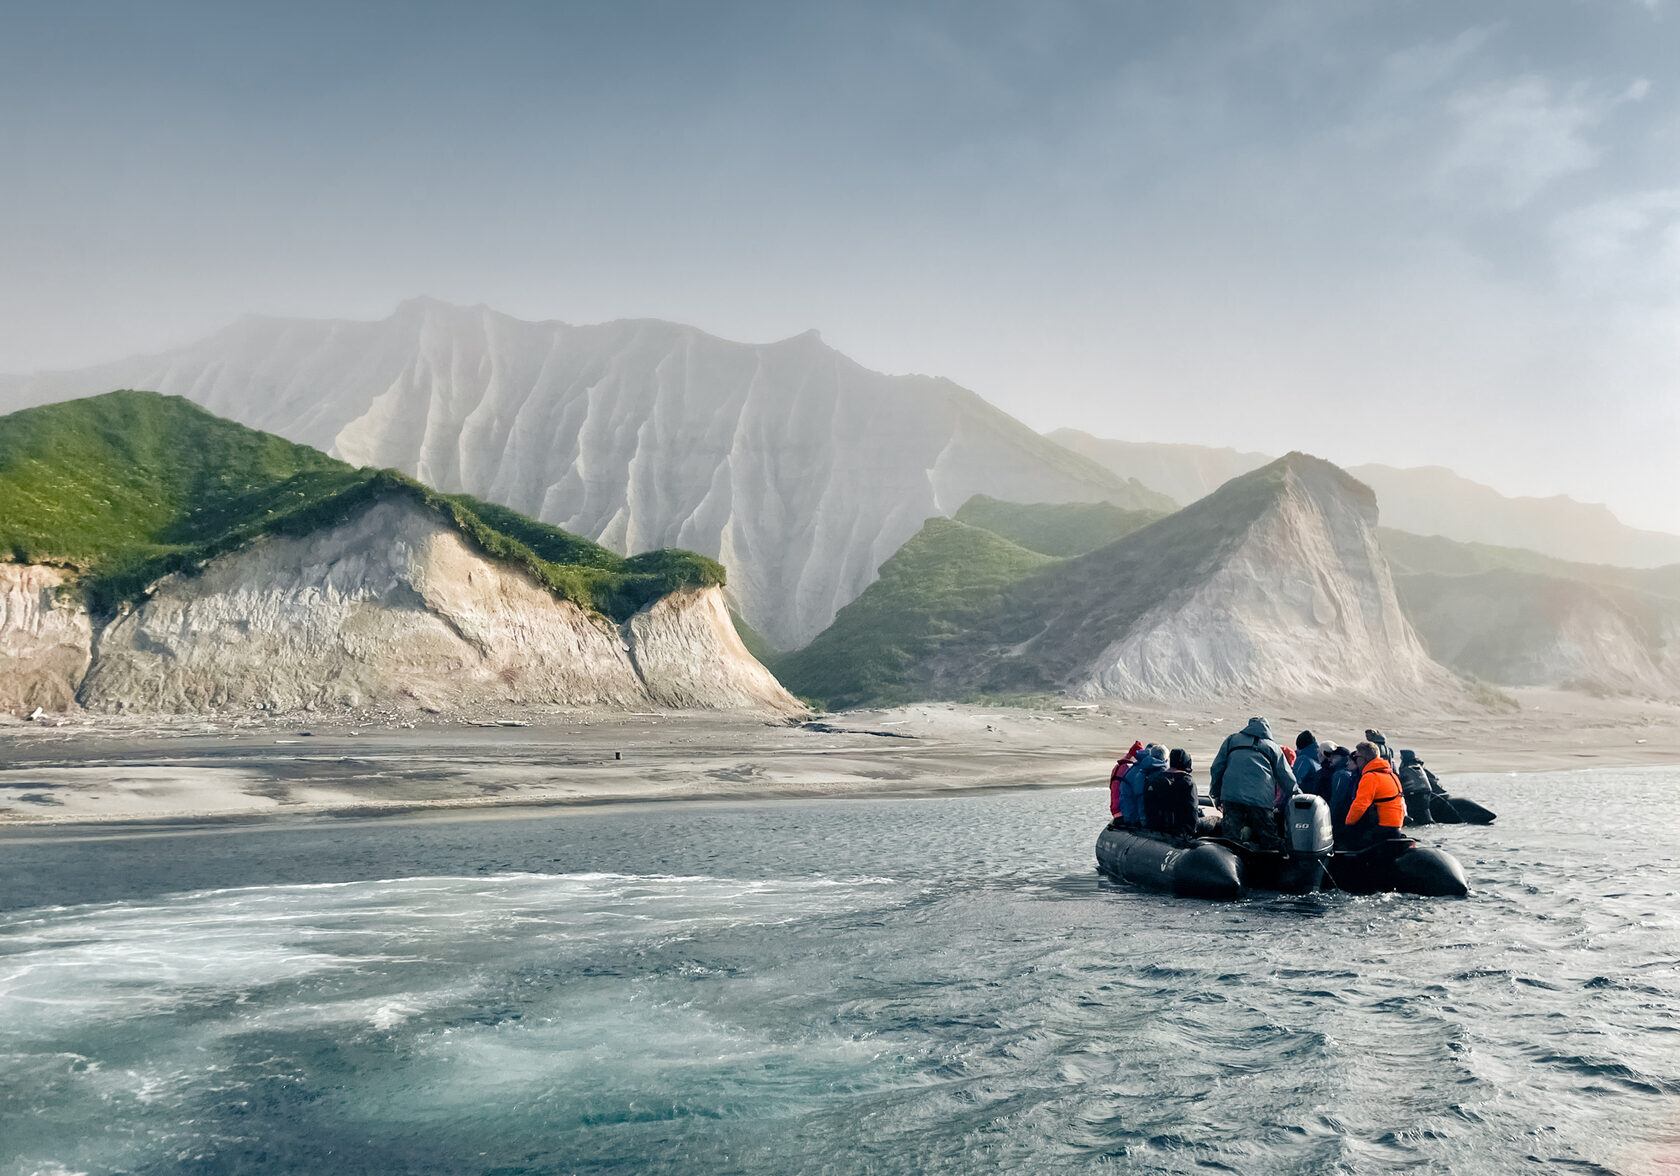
[953,494,1165,557]
[774,518,1054,708]
[0,390,722,621]
[776,491,1179,707]
[918,459,1295,695]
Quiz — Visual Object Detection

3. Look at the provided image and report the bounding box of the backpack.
[1141,762,1189,831]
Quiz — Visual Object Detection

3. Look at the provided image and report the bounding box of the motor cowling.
[1288,794,1333,857]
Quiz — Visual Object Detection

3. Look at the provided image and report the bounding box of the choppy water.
[2,768,1678,1176]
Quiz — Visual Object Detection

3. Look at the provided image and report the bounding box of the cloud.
[1551,185,1680,298]
[1434,76,1602,208]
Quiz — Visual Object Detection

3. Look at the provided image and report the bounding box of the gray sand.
[2,689,1676,826]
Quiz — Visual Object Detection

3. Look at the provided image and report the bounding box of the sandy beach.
[2,688,1676,827]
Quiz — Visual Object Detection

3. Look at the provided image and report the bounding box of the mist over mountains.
[778,454,1450,707]
[0,300,1167,650]
[1052,429,1680,571]
[3,300,1677,709]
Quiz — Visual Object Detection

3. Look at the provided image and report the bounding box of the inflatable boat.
[1096,795,1468,899]
[1410,793,1497,825]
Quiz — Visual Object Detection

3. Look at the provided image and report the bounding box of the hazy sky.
[4,1,1677,530]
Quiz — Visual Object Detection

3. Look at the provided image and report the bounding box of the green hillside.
[0,390,721,619]
[774,518,1054,708]
[953,494,1164,557]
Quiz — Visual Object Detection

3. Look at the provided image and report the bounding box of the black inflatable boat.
[1411,794,1497,825]
[1096,795,1468,900]
[1398,752,1496,826]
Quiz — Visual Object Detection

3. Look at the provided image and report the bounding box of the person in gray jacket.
[1210,717,1298,850]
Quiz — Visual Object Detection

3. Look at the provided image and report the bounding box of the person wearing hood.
[1365,729,1397,768]
[1143,748,1199,835]
[1209,718,1297,850]
[1109,740,1145,820]
[1118,743,1167,825]
[1294,730,1322,783]
[1397,749,1439,825]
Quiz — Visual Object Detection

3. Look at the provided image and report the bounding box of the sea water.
[1,769,1677,1175]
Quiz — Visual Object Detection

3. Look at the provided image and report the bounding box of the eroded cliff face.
[1078,461,1447,702]
[43,497,800,716]
[0,564,92,713]
[1393,568,1680,697]
[920,454,1459,705]
[0,301,1163,648]
[627,586,804,714]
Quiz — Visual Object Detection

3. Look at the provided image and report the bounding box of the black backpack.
[1142,763,1189,831]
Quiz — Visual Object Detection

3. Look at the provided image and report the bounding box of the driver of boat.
[1340,740,1407,848]
[1209,717,1298,850]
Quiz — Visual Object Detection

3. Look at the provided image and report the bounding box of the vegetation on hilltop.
[0,390,722,620]
[774,518,1055,708]
[778,456,1341,707]
[953,494,1164,557]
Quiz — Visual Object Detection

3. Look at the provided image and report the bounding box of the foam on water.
[2,769,1678,1175]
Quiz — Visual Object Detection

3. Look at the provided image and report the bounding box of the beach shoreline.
[3,689,1676,828]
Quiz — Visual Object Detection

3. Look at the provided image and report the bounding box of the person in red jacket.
[1109,741,1145,819]
[1342,741,1406,848]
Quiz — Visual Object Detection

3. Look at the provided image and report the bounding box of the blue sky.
[3,1,1677,529]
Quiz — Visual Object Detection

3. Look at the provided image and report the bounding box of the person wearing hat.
[1142,748,1199,835]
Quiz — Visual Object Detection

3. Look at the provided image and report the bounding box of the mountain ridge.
[1052,430,1680,570]
[0,392,800,717]
[0,302,1171,649]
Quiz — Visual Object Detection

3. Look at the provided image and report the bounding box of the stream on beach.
[1,767,1677,1175]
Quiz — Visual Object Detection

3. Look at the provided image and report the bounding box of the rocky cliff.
[918,454,1455,703]
[0,300,1168,649]
[6,497,803,717]
[0,564,92,713]
[1381,530,1680,697]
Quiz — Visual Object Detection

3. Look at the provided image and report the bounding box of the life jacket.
[1346,759,1405,829]
[1110,740,1145,818]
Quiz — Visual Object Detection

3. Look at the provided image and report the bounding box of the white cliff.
[14,497,800,717]
[1075,460,1448,702]
[924,455,1458,704]
[0,564,92,713]
[0,300,1164,649]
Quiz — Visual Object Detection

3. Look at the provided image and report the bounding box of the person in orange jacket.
[1341,741,1406,848]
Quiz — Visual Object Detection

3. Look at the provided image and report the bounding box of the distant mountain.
[1046,430,1269,508]
[0,300,1170,649]
[1349,465,1680,570]
[1051,429,1680,571]
[782,458,1454,706]
[1381,528,1680,696]
[0,391,799,716]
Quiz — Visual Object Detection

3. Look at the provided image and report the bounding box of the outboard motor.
[1288,794,1333,858]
